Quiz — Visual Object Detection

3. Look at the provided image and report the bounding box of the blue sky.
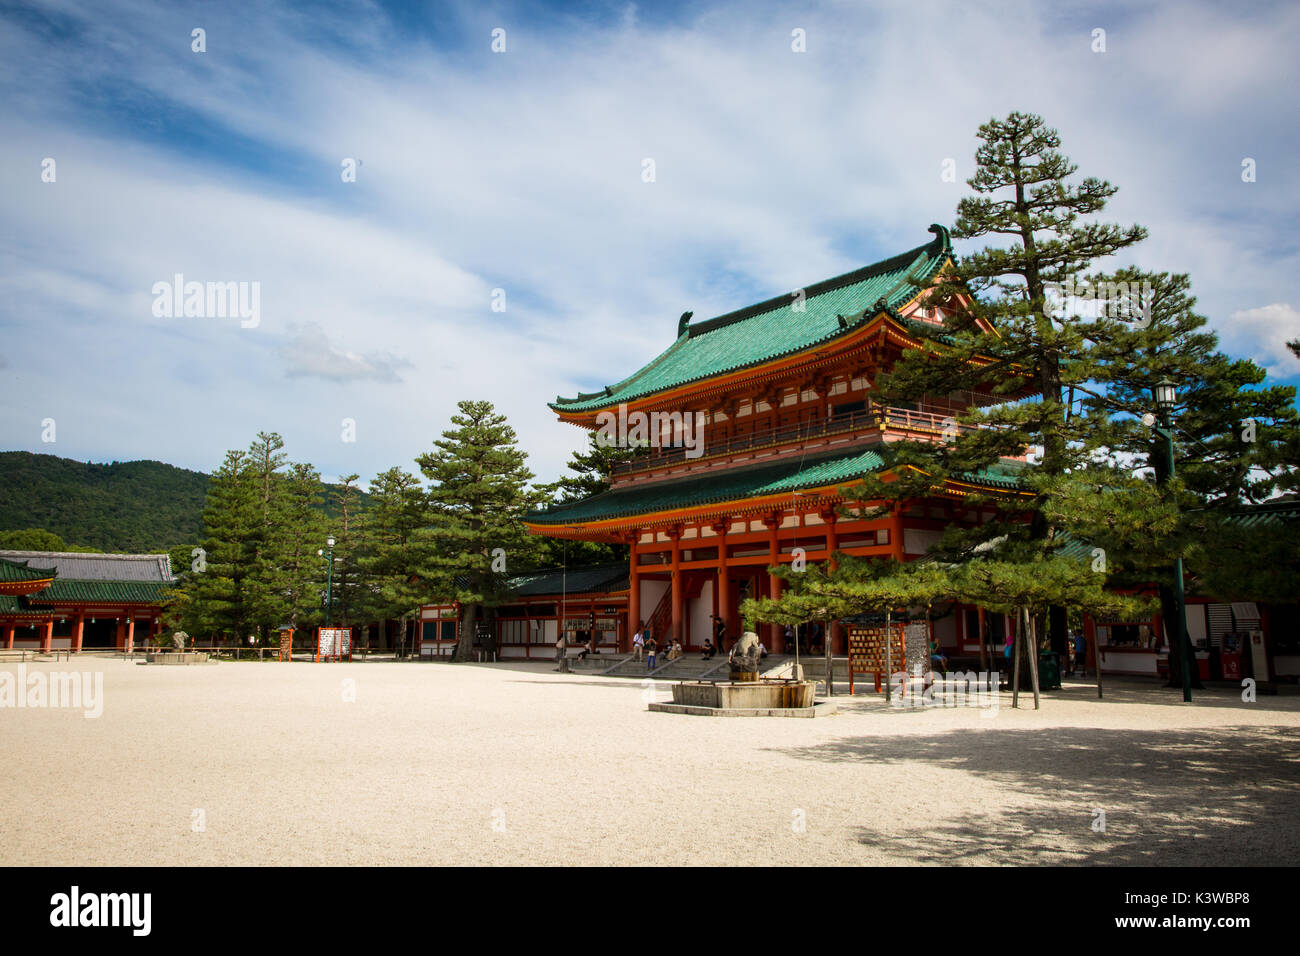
[2,0,1297,485]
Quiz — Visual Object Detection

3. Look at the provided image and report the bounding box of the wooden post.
[126,616,136,655]
[40,620,53,653]
[669,528,683,644]
[884,609,893,704]
[627,536,640,655]
[3,623,13,650]
[74,613,85,654]
[823,615,833,697]
[1026,608,1041,710]
[766,514,782,652]
[715,520,731,651]
[824,511,843,657]
[1012,607,1023,709]
[1092,619,1104,700]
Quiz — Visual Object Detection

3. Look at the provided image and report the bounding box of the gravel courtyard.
[2,657,1297,866]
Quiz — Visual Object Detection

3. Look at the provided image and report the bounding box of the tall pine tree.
[417,401,540,662]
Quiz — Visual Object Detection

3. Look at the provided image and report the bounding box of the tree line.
[165,405,633,660]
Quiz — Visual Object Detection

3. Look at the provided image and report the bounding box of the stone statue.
[728,630,762,680]
[172,631,188,651]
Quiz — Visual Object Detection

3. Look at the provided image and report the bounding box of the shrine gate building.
[525,225,1028,655]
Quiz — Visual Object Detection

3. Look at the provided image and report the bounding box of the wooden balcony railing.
[609,404,972,478]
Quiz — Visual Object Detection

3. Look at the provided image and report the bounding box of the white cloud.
[1223,304,1300,375]
[0,0,1297,486]
[279,324,412,382]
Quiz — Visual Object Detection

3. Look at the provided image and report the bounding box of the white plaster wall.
[689,580,714,646]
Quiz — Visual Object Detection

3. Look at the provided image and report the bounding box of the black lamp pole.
[1151,381,1192,702]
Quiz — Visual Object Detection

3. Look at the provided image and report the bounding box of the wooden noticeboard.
[315,626,352,662]
[848,622,905,694]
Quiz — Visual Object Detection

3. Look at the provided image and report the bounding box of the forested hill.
[0,452,209,552]
[0,452,364,553]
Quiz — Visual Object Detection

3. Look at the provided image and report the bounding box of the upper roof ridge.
[685,225,949,338]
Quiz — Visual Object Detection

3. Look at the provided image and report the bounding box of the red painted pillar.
[824,510,844,655]
[126,616,136,654]
[766,513,784,653]
[627,531,640,654]
[41,619,53,653]
[669,528,683,644]
[74,612,85,654]
[714,521,731,649]
[3,623,13,649]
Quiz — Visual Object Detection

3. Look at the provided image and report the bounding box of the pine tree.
[329,474,370,629]
[847,111,1148,660]
[362,467,430,658]
[532,432,634,568]
[262,462,329,632]
[417,400,541,662]
[183,450,259,641]
[1069,267,1300,683]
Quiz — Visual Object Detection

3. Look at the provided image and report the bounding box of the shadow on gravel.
[772,725,1300,865]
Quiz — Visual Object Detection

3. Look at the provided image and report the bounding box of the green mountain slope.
[0,452,366,553]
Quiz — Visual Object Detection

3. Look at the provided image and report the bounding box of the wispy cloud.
[280,324,411,382]
[1,0,1296,482]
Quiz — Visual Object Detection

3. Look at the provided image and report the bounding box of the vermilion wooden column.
[766,513,784,652]
[4,623,14,649]
[126,616,136,653]
[713,520,729,650]
[824,510,845,655]
[74,612,85,654]
[627,530,640,653]
[669,528,683,644]
[41,620,53,653]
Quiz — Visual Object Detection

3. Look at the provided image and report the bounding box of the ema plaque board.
[315,627,352,662]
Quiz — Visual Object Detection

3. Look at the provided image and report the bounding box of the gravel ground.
[2,657,1297,866]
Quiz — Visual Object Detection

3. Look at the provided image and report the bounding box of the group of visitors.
[630,620,698,669]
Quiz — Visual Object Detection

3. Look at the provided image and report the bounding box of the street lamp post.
[318,536,336,628]
[1148,380,1192,702]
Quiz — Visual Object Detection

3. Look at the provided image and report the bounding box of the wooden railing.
[610,404,971,477]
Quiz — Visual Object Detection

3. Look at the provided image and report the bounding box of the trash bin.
[1037,651,1061,690]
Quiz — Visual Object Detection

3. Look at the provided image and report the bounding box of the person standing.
[632,621,645,661]
[646,636,658,670]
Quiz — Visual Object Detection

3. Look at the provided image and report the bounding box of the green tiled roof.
[528,446,1029,528]
[0,557,56,584]
[505,562,628,597]
[1224,499,1300,528]
[527,447,891,525]
[553,225,952,413]
[0,594,54,618]
[39,579,174,604]
[0,580,172,615]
